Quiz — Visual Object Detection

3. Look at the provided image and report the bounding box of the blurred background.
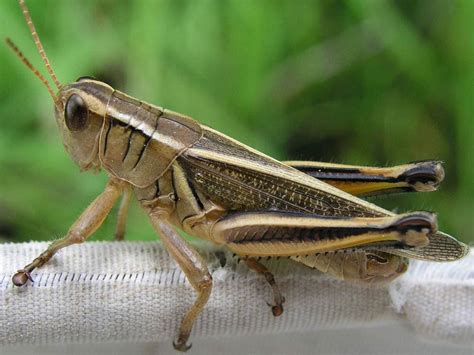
[0,0,472,244]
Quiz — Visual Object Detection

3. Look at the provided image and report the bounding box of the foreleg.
[12,177,126,286]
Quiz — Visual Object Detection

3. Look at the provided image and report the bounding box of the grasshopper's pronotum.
[7,0,468,351]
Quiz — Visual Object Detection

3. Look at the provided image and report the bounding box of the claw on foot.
[173,340,192,352]
[12,270,33,286]
[271,304,284,317]
[266,299,285,317]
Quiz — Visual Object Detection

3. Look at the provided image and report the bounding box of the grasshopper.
[7,0,468,351]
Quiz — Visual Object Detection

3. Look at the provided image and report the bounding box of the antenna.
[18,0,61,90]
[5,37,58,103]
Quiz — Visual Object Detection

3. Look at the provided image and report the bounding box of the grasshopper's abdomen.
[99,91,202,188]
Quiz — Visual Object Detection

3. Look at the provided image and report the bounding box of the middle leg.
[12,177,126,286]
[147,212,212,352]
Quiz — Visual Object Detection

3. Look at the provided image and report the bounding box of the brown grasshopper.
[7,0,468,351]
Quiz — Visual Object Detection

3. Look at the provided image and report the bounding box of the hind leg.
[243,257,285,316]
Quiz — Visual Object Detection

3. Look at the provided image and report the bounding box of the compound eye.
[65,94,89,131]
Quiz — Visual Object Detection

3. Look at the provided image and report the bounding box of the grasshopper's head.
[6,0,114,171]
[54,79,114,171]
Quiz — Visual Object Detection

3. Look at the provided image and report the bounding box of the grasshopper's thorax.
[55,78,114,172]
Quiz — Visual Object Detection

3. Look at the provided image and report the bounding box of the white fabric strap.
[0,242,472,347]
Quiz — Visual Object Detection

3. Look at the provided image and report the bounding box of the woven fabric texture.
[0,241,472,347]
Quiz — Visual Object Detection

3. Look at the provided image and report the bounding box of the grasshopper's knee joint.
[197,273,212,293]
[68,230,86,244]
[396,212,437,247]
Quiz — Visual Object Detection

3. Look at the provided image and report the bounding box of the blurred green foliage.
[0,0,472,244]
